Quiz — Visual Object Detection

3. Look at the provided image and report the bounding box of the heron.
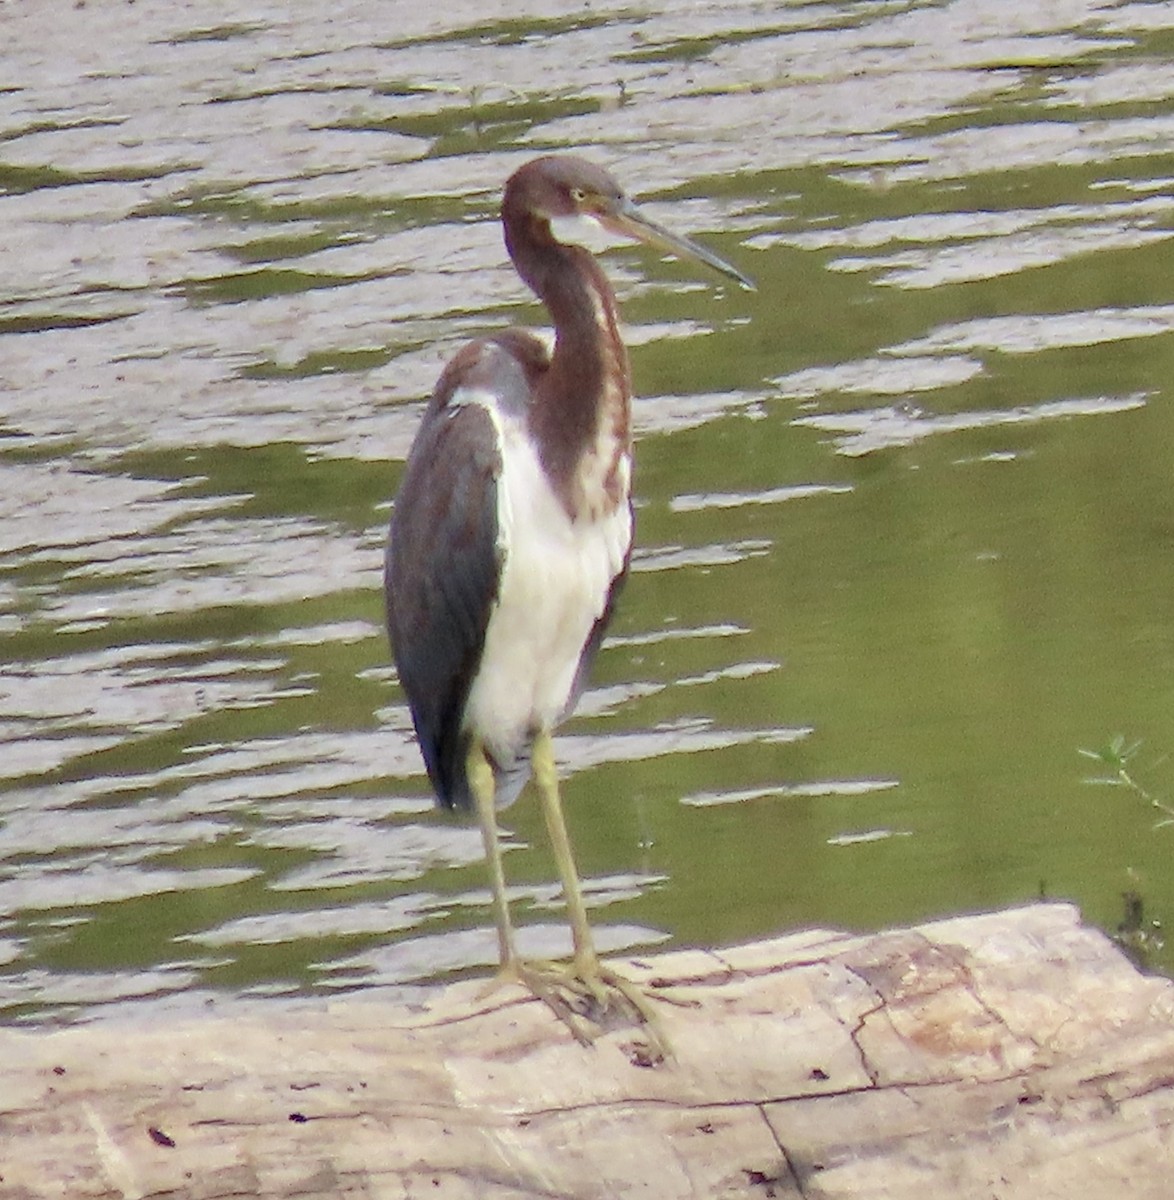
[385,155,752,1048]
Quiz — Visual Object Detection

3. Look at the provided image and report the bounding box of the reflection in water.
[4,1,1174,1020]
[680,779,899,809]
[795,394,1148,457]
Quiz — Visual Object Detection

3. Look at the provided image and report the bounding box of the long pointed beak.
[601,198,756,291]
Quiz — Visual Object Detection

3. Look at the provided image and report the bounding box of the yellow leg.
[468,733,667,1058]
[467,740,519,968]
[531,729,597,973]
[468,736,595,1044]
[531,730,669,1059]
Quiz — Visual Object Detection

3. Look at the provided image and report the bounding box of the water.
[3,0,1174,1023]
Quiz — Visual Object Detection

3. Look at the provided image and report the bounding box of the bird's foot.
[488,954,669,1062]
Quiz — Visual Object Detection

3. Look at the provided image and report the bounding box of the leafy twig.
[1078,735,1174,828]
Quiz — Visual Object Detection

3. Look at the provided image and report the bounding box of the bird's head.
[506,155,755,291]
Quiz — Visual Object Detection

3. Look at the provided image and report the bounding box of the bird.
[385,155,752,1049]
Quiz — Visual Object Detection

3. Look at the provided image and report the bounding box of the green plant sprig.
[1079,735,1174,828]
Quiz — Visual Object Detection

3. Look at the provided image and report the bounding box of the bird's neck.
[520,238,633,522]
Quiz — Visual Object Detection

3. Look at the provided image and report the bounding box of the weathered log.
[1,903,1172,1199]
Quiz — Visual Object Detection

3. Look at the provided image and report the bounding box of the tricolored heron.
[385,155,752,1047]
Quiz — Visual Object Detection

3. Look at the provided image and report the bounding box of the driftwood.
[1,903,1172,1199]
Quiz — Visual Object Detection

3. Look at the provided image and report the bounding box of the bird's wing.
[385,390,503,810]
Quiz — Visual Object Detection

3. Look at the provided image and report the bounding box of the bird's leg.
[467,740,519,968]
[467,738,598,1045]
[530,729,597,973]
[531,730,668,1057]
[468,735,666,1055]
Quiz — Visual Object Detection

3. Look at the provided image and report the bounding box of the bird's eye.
[569,186,588,204]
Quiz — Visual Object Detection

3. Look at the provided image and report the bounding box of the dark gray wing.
[385,390,502,812]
